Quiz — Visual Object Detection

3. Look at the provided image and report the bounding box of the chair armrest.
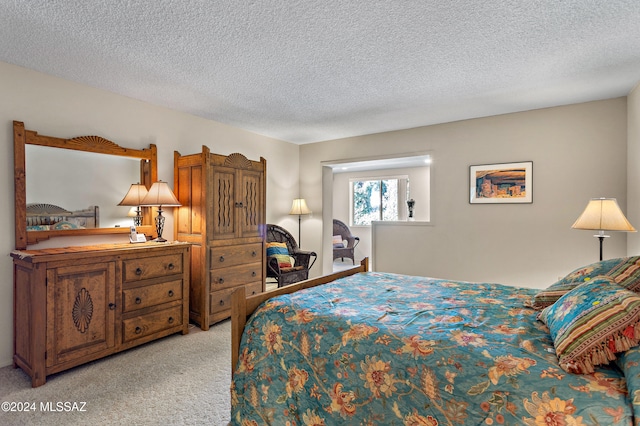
[346,236,360,248]
[267,256,282,275]
[292,249,317,270]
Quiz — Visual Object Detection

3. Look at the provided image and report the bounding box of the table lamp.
[118,183,149,226]
[140,181,181,242]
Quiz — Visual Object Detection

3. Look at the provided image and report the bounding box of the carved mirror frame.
[13,121,158,249]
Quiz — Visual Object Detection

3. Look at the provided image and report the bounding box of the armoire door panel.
[211,167,237,239]
[176,166,192,234]
[239,169,264,238]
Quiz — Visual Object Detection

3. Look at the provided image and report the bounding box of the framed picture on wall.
[469,161,533,204]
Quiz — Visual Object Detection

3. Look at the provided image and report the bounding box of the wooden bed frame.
[231,258,369,371]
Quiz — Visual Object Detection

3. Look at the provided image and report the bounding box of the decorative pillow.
[52,221,80,230]
[27,225,50,231]
[538,276,640,374]
[615,347,640,419]
[266,242,292,268]
[332,235,345,248]
[530,256,640,309]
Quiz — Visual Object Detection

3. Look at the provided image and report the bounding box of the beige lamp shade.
[571,198,636,232]
[118,183,149,206]
[139,181,181,207]
[289,198,311,215]
[572,197,636,261]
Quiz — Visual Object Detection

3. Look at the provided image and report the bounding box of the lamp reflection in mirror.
[127,207,138,221]
[289,198,311,247]
[571,197,636,261]
[118,183,149,226]
[140,181,181,242]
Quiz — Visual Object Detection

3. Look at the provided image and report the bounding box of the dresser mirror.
[13,121,158,249]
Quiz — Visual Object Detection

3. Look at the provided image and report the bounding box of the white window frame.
[349,175,410,226]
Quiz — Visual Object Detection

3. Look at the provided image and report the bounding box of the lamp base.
[154,208,167,243]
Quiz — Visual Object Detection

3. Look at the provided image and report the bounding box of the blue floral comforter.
[231,272,633,425]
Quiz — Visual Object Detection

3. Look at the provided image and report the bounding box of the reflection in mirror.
[26,145,142,228]
[14,121,158,249]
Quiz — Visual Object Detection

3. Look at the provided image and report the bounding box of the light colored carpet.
[0,321,232,425]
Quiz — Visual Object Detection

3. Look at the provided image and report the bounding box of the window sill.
[371,220,432,227]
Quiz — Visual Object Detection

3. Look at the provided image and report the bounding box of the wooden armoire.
[174,147,266,329]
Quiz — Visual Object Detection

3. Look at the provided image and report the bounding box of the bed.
[231,257,640,425]
[26,203,99,231]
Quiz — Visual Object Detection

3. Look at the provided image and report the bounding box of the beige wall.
[301,98,629,288]
[0,61,300,367]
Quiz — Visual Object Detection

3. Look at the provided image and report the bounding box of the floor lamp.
[572,197,636,260]
[289,198,311,247]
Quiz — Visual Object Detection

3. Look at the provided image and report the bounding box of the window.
[351,176,409,225]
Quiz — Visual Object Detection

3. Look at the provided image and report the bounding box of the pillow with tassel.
[529,256,640,309]
[538,275,640,374]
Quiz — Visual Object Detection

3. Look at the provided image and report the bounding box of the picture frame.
[469,161,532,204]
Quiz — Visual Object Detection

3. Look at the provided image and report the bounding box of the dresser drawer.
[122,305,183,342]
[210,243,262,269]
[210,262,262,289]
[209,282,262,315]
[245,281,263,297]
[122,279,183,313]
[123,253,183,282]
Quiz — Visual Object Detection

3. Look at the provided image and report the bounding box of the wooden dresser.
[12,242,190,387]
[174,148,266,329]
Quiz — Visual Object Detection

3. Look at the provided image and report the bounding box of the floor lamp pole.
[598,235,604,261]
[298,214,302,247]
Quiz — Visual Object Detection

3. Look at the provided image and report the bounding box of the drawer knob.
[252,271,256,277]
[108,303,116,310]
[135,326,142,334]
[168,263,175,270]
[251,290,256,295]
[219,256,225,262]
[251,251,257,257]
[135,297,142,304]
[135,267,143,276]
[168,290,174,297]
[168,317,174,324]
[218,278,224,284]
[219,300,225,306]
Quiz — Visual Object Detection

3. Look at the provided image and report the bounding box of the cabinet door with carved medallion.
[46,262,116,368]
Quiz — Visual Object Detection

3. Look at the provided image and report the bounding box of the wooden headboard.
[26,203,99,230]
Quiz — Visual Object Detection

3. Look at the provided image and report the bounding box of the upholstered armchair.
[266,224,317,288]
[332,219,360,264]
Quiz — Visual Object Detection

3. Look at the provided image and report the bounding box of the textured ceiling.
[2,1,640,144]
